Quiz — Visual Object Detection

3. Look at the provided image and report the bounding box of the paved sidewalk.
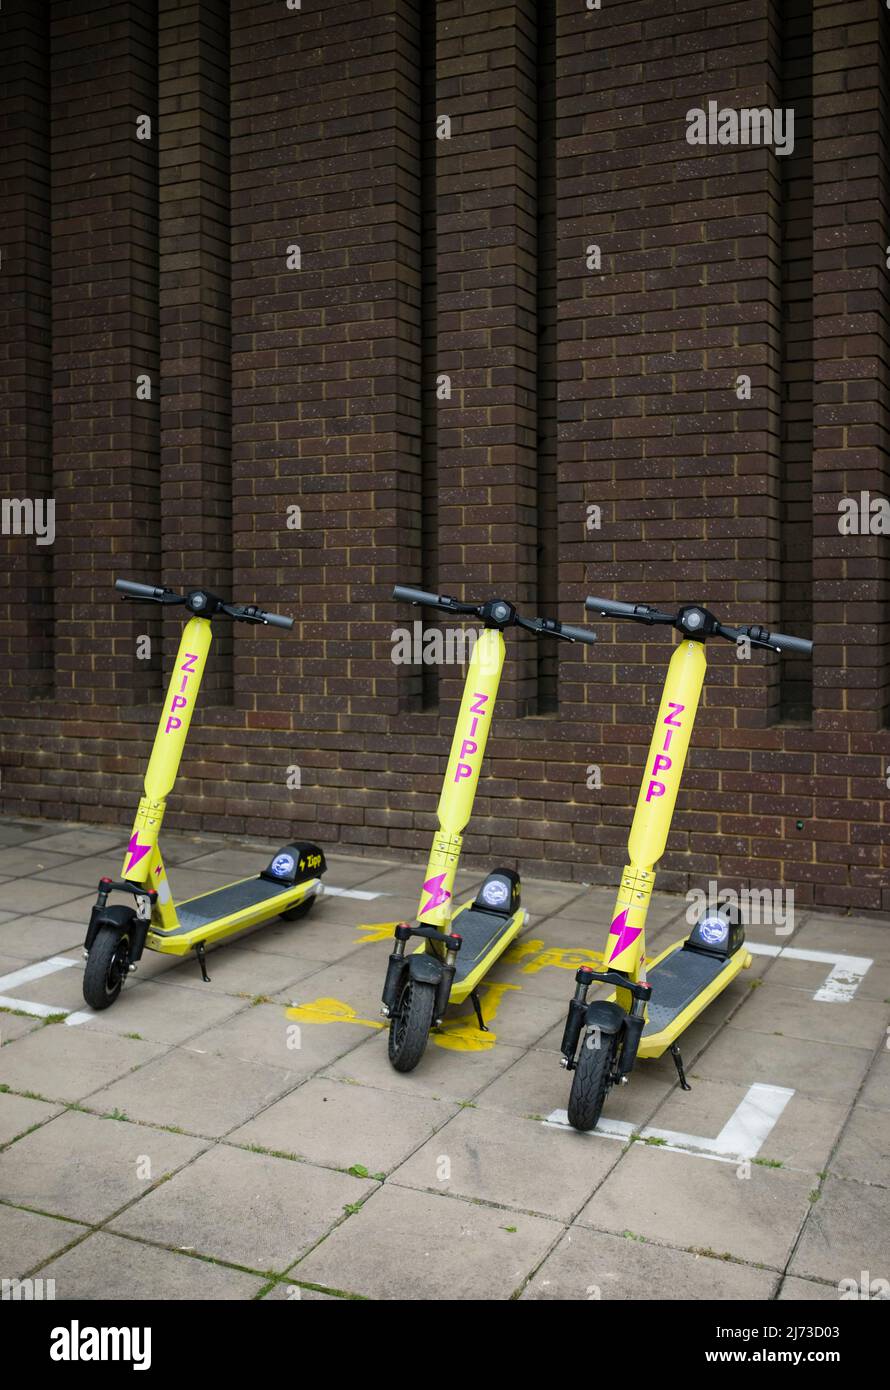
[0,816,887,1301]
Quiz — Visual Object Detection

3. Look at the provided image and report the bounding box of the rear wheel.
[279,893,317,922]
[388,977,436,1072]
[567,1027,618,1132]
[83,927,130,1011]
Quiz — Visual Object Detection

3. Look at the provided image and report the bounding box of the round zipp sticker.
[271,853,295,878]
[482,879,510,907]
[699,916,728,945]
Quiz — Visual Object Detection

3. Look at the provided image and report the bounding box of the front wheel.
[567,1027,619,1132]
[83,927,130,1011]
[388,977,436,1073]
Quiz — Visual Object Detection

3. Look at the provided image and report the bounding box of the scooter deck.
[615,938,751,1059]
[146,875,322,956]
[413,900,527,1003]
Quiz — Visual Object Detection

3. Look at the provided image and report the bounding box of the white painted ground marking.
[0,957,92,1027]
[747,941,872,1001]
[545,1082,795,1166]
[322,885,386,901]
[0,956,78,991]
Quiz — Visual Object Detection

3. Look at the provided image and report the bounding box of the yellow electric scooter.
[559,596,813,1131]
[81,579,326,1010]
[377,584,597,1071]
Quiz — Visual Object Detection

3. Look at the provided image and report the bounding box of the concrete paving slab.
[777,1275,845,1300]
[230,1075,457,1172]
[0,1109,208,1223]
[324,1026,526,1102]
[40,1231,265,1300]
[26,828,127,856]
[648,1077,847,1173]
[88,1045,297,1137]
[242,913,376,964]
[110,1144,370,1272]
[517,879,590,918]
[521,1226,778,1300]
[40,892,103,923]
[760,953,890,1004]
[0,880,93,914]
[0,1009,44,1044]
[391,1105,617,1220]
[0,1091,62,1146]
[473,1045,673,1124]
[81,980,249,1046]
[692,1025,874,1104]
[0,1204,87,1278]
[828,1105,890,1187]
[142,942,329,1000]
[278,960,394,1019]
[262,1280,346,1300]
[0,914,83,961]
[0,822,45,848]
[789,1176,890,1287]
[293,1182,561,1299]
[576,1144,814,1268]
[859,1051,890,1111]
[0,1026,166,1104]
[730,981,889,1050]
[0,847,76,877]
[186,999,363,1078]
[792,916,890,966]
[27,854,144,888]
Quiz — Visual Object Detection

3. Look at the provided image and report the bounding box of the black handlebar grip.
[392,585,441,607]
[260,611,294,630]
[765,630,813,656]
[115,579,166,599]
[558,624,598,646]
[585,595,640,618]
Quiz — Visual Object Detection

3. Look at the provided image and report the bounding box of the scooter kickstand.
[195,942,211,983]
[670,1042,691,1091]
[469,989,489,1032]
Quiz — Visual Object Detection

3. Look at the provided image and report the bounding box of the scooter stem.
[121,616,213,882]
[606,639,707,982]
[416,627,505,929]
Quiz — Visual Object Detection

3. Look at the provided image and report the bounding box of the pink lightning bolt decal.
[607,908,641,962]
[125,832,151,875]
[420,872,451,916]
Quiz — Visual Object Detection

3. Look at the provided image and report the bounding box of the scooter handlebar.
[719,623,813,656]
[115,579,172,600]
[256,610,294,630]
[551,622,597,646]
[585,595,643,618]
[392,585,444,608]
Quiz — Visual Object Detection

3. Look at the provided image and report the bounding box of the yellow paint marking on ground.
[287,981,520,1053]
[354,921,401,944]
[501,938,545,964]
[286,997,384,1031]
[431,982,519,1052]
[520,945,605,975]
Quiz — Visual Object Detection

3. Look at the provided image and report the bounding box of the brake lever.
[119,591,184,606]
